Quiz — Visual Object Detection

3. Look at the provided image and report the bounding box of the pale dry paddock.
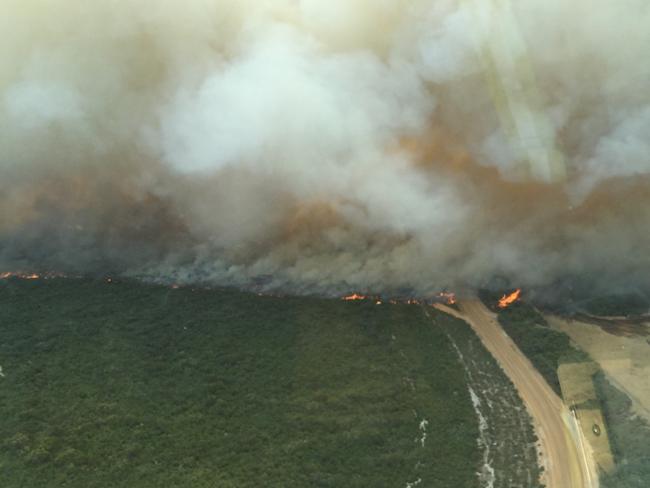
[547,316,650,424]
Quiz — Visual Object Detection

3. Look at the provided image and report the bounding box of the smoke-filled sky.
[1,0,650,296]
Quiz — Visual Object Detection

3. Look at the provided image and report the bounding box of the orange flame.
[498,289,522,309]
[0,271,69,280]
[342,293,366,301]
[1,271,41,280]
[438,292,457,305]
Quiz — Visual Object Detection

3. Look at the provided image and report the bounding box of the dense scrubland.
[0,278,482,488]
[436,312,543,488]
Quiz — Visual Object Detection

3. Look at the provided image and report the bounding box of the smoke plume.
[2,0,650,296]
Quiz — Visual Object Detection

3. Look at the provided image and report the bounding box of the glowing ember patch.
[0,271,69,280]
[498,289,522,309]
[0,271,40,280]
[437,292,457,305]
[342,293,366,301]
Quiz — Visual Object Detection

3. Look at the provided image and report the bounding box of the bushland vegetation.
[0,278,479,488]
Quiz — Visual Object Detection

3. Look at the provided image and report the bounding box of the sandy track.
[433,300,596,488]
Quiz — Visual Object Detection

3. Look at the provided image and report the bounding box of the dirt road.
[434,300,597,488]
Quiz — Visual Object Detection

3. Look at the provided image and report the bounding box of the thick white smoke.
[1,0,650,296]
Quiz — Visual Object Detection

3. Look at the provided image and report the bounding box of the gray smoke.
[1,0,650,296]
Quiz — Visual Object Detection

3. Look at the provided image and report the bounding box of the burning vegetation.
[0,271,68,280]
[341,291,457,307]
[438,292,457,305]
[342,293,367,301]
[498,289,522,309]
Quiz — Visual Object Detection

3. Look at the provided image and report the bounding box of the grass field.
[0,278,482,488]
[594,372,650,488]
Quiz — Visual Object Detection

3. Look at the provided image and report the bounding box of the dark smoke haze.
[2,1,650,297]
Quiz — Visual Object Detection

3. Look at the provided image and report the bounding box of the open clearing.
[547,315,650,424]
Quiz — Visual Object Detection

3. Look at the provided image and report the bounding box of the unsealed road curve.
[433,300,597,488]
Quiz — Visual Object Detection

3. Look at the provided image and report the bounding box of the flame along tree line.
[341,292,457,307]
[498,289,522,309]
